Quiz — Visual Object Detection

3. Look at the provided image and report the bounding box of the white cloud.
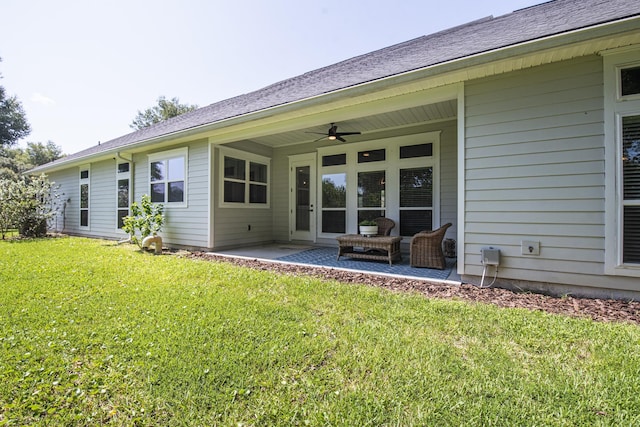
[31,92,56,106]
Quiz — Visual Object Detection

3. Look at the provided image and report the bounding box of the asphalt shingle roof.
[35,0,640,171]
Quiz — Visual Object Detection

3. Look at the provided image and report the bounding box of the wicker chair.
[410,223,452,269]
[374,217,395,236]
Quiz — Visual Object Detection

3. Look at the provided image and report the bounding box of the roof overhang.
[31,15,640,174]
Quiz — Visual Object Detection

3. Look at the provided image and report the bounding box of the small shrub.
[0,174,61,238]
[122,194,164,247]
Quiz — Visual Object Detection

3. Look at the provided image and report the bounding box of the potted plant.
[359,219,378,236]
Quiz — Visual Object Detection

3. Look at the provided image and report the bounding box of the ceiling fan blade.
[305,131,328,135]
[336,136,346,142]
[336,131,361,136]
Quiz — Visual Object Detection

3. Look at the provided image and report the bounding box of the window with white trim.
[116,162,131,229]
[317,133,439,237]
[604,49,640,275]
[79,166,90,228]
[148,148,187,206]
[621,115,640,264]
[219,147,270,208]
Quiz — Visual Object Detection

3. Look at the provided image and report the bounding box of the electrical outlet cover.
[522,240,540,255]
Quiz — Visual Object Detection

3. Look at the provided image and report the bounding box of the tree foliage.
[0,141,64,180]
[0,174,61,239]
[122,194,164,248]
[22,141,64,167]
[0,58,31,148]
[130,96,198,130]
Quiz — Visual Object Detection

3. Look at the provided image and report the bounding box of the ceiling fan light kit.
[307,123,361,142]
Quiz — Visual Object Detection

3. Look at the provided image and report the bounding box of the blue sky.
[1,0,540,155]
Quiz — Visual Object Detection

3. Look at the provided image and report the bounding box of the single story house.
[32,0,640,299]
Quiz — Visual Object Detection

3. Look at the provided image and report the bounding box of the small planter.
[359,225,378,236]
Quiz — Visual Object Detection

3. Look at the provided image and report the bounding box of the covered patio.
[210,243,461,284]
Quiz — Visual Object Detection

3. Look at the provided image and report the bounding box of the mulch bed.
[186,252,640,325]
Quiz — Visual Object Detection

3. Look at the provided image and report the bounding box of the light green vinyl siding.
[212,143,274,249]
[463,55,637,291]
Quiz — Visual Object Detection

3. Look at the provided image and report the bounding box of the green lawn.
[1,237,639,426]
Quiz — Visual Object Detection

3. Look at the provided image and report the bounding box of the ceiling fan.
[307,123,361,142]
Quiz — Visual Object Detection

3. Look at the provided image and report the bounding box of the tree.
[0,174,61,239]
[0,58,31,147]
[23,141,64,167]
[130,96,198,130]
[0,141,64,180]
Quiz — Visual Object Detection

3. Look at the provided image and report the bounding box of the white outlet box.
[522,240,540,255]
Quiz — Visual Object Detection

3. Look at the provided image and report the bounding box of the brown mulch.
[186,252,640,325]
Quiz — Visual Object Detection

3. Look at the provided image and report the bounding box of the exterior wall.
[271,121,458,247]
[211,141,274,249]
[47,159,120,239]
[47,138,210,248]
[135,139,210,249]
[463,54,639,296]
[47,167,78,234]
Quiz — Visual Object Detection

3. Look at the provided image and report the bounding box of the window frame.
[116,161,131,230]
[147,147,188,208]
[79,165,90,229]
[317,132,440,238]
[218,146,271,209]
[604,48,640,277]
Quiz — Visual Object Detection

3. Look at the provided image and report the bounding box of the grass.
[1,237,639,426]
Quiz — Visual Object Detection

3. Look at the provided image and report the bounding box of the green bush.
[0,174,60,238]
[122,194,164,247]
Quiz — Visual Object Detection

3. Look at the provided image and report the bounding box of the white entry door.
[289,153,317,242]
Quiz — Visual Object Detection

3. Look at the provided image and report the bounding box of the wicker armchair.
[410,223,452,269]
[374,217,395,236]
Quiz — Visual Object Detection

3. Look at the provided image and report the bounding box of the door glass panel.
[296,166,310,231]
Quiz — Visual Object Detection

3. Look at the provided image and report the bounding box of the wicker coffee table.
[336,234,403,265]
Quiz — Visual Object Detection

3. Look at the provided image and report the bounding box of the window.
[400,143,433,159]
[219,147,270,208]
[79,166,89,228]
[322,173,346,233]
[322,153,346,167]
[358,149,385,163]
[317,132,440,236]
[622,115,640,264]
[604,50,640,276]
[117,161,131,229]
[357,170,385,223]
[621,66,640,97]
[399,167,433,236]
[148,148,187,205]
